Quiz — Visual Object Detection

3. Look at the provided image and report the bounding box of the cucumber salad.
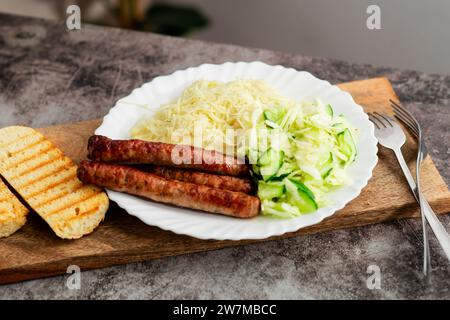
[130,79,357,219]
[251,101,357,218]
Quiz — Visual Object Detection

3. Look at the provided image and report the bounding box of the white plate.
[96,61,378,240]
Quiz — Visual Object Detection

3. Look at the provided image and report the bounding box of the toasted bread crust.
[0,126,109,239]
[0,179,28,238]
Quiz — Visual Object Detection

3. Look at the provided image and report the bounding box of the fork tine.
[390,99,420,128]
[368,113,383,128]
[368,112,385,128]
[394,113,419,137]
[390,99,408,114]
[392,105,418,132]
[391,102,417,129]
[390,100,421,138]
[374,111,393,127]
[368,114,381,129]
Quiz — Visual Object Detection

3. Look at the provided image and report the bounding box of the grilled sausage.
[77,161,260,218]
[87,135,250,177]
[142,165,254,194]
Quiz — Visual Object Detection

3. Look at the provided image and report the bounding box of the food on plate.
[88,135,250,177]
[142,165,254,194]
[77,160,260,218]
[129,80,357,218]
[0,179,28,238]
[0,126,109,239]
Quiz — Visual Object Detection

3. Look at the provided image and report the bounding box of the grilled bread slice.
[0,179,28,238]
[0,126,109,239]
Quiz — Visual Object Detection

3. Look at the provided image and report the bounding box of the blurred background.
[1,0,449,75]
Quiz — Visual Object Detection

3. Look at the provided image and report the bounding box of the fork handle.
[421,200,450,260]
[394,149,450,261]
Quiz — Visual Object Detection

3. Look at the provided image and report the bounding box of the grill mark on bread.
[0,132,35,149]
[24,173,78,198]
[67,206,100,221]
[10,137,46,156]
[0,207,8,214]
[43,191,103,217]
[16,161,71,189]
[3,144,54,170]
[0,126,109,239]
[33,183,84,208]
[8,154,64,180]
[0,179,28,237]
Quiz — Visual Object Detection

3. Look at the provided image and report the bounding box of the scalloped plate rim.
[95,61,378,241]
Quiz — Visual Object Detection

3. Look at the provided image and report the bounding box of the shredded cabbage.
[130,80,357,218]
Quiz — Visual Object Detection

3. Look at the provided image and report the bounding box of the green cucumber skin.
[254,106,359,216]
[257,148,278,166]
[296,190,318,212]
[338,129,357,163]
[257,182,285,200]
[325,104,334,116]
[331,123,346,134]
[288,179,316,200]
[269,173,290,181]
[320,152,334,179]
[258,148,284,181]
[263,108,284,123]
[322,167,333,179]
[285,179,318,213]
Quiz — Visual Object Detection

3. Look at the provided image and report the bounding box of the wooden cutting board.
[1,77,449,285]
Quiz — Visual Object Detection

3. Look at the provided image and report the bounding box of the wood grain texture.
[0,77,449,285]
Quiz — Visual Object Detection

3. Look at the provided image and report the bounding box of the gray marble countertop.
[0,13,449,299]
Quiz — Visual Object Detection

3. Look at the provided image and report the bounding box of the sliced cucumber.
[262,200,300,218]
[320,152,334,179]
[257,148,275,166]
[257,148,284,181]
[325,104,334,117]
[337,129,356,164]
[331,122,346,134]
[288,179,316,200]
[260,162,282,181]
[257,181,285,200]
[264,119,279,129]
[263,107,284,124]
[270,161,294,181]
[322,167,333,179]
[331,115,347,134]
[285,179,318,213]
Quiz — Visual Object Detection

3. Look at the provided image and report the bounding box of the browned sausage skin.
[87,135,250,177]
[142,165,254,194]
[77,161,260,218]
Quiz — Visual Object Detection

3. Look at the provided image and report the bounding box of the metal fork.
[390,100,430,276]
[368,112,450,267]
